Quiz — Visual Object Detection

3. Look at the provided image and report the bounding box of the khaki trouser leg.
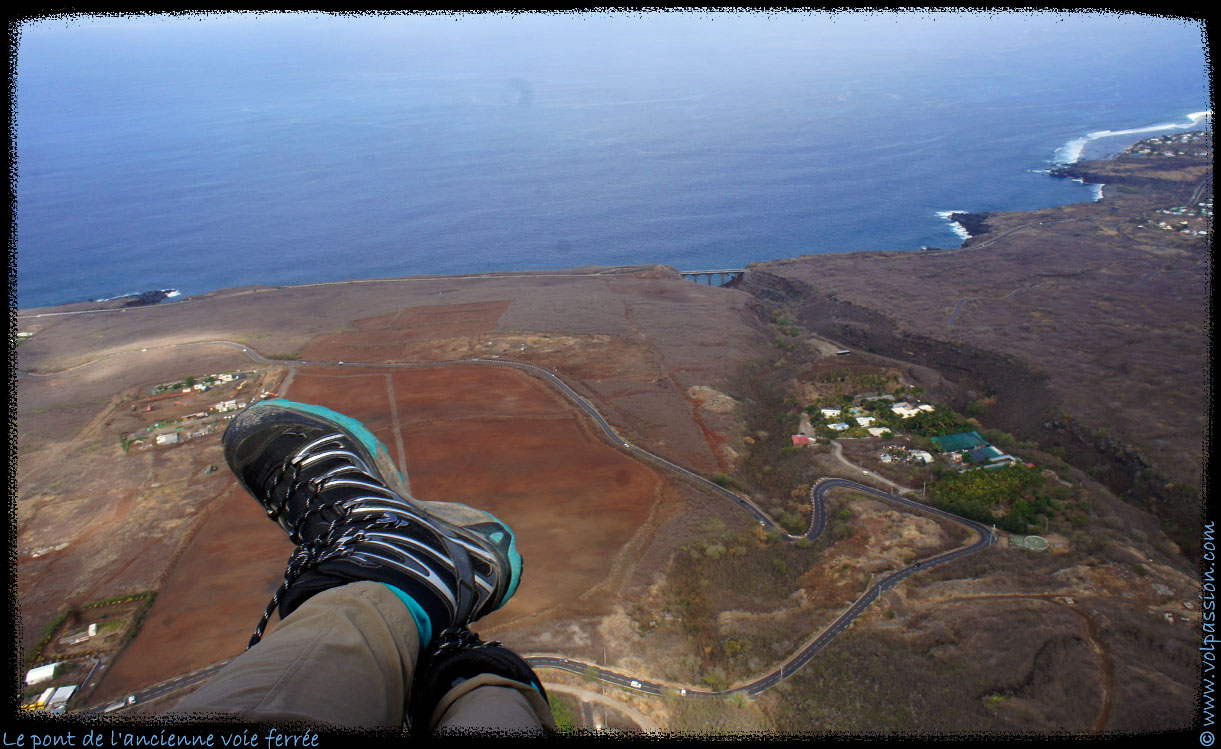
[433,680,555,734]
[168,581,417,727]
[167,581,549,732]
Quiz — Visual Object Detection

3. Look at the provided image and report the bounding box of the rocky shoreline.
[120,289,177,307]
[946,211,992,240]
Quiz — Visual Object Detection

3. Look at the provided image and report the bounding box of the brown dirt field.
[92,361,668,697]
[16,431,236,653]
[90,483,295,703]
[287,364,666,628]
[388,300,514,338]
[299,300,514,361]
[401,417,660,627]
[392,365,566,425]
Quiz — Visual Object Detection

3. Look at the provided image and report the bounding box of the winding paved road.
[29,342,996,709]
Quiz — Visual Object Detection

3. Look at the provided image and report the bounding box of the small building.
[909,450,933,464]
[891,404,921,419]
[47,685,77,710]
[827,422,850,432]
[34,687,56,709]
[835,349,851,355]
[156,433,179,446]
[820,408,842,418]
[216,399,239,412]
[879,453,893,463]
[791,435,811,446]
[967,445,1011,465]
[855,416,876,427]
[867,427,891,437]
[25,663,60,686]
[931,431,986,453]
[965,446,992,464]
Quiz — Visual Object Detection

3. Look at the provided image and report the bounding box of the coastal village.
[1145,197,1211,237]
[1122,130,1211,237]
[119,369,276,452]
[1122,129,1211,158]
[791,395,1024,472]
[785,361,1071,540]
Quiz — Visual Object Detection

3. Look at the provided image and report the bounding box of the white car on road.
[630,680,641,689]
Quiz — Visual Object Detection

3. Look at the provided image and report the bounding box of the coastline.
[935,210,974,242]
[19,111,1211,313]
[1052,110,1211,165]
[937,111,1212,246]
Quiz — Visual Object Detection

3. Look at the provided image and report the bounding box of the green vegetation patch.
[548,694,579,732]
[928,463,1052,533]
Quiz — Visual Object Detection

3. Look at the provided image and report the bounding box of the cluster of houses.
[1124,130,1211,159]
[820,401,934,435]
[879,447,934,465]
[152,371,245,396]
[131,397,251,449]
[819,407,889,436]
[788,394,1033,476]
[128,371,264,449]
[1142,198,1212,237]
[791,398,941,445]
[876,431,1027,472]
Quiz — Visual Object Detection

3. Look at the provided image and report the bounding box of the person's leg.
[168,581,417,727]
[168,583,553,732]
[409,626,556,734]
[434,684,553,734]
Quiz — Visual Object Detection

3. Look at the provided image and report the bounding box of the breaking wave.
[935,210,972,241]
[1053,110,1212,165]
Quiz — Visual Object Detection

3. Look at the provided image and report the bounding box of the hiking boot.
[408,626,555,735]
[222,399,522,649]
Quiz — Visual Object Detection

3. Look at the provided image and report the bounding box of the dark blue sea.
[14,12,1210,309]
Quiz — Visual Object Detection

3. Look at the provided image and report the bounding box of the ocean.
[13,11,1210,309]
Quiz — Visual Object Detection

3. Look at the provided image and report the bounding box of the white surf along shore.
[937,110,1211,243]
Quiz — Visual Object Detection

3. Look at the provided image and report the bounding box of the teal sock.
[381,583,433,649]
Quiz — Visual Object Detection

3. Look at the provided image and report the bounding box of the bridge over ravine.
[678,268,746,286]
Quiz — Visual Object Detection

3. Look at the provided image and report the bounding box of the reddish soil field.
[300,300,513,361]
[91,483,295,703]
[95,362,665,698]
